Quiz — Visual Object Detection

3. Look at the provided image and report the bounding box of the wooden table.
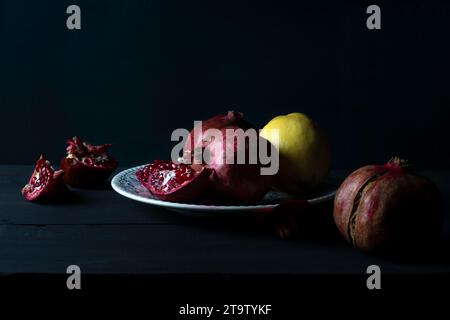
[1,165,449,290]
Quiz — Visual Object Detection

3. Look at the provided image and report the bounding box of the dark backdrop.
[1,0,449,169]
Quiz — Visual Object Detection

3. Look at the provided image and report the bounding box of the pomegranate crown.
[226,110,244,120]
[387,156,411,168]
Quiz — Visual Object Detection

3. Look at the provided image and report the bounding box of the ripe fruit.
[61,136,118,188]
[333,157,442,252]
[136,160,212,202]
[184,111,273,203]
[184,111,254,158]
[260,113,331,195]
[22,155,67,202]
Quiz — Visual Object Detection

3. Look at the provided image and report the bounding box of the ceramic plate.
[111,165,338,215]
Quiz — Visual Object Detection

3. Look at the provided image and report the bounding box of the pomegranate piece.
[333,157,443,252]
[61,136,118,188]
[136,160,211,202]
[22,155,67,202]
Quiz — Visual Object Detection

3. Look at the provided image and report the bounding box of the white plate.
[111,165,338,215]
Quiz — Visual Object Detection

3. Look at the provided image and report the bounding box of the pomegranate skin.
[333,158,442,252]
[183,111,254,159]
[61,137,118,188]
[61,158,117,188]
[184,111,274,203]
[205,126,274,203]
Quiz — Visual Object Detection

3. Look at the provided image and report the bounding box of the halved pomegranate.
[136,160,211,202]
[60,136,118,188]
[22,155,67,202]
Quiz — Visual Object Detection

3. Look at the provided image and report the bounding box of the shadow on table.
[30,180,114,206]
[371,234,450,267]
[68,180,114,191]
[168,200,347,245]
[30,191,85,206]
[166,201,450,268]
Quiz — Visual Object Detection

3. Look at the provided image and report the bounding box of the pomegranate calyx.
[387,156,410,168]
[225,110,244,121]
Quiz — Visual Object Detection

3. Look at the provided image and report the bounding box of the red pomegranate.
[136,160,211,202]
[183,111,254,158]
[22,155,67,202]
[183,111,274,203]
[333,157,442,252]
[61,136,118,188]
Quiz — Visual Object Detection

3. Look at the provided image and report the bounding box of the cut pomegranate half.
[22,155,67,202]
[136,160,211,202]
[61,136,118,188]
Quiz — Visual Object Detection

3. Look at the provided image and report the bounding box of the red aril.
[136,160,211,202]
[22,155,67,202]
[61,136,118,188]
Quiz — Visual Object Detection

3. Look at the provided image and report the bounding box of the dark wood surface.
[1,165,449,276]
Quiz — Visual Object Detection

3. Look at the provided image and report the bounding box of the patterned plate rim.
[111,165,336,211]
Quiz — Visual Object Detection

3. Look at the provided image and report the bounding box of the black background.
[1,0,449,170]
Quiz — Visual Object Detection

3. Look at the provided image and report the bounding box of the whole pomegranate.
[183,111,274,203]
[333,157,442,252]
